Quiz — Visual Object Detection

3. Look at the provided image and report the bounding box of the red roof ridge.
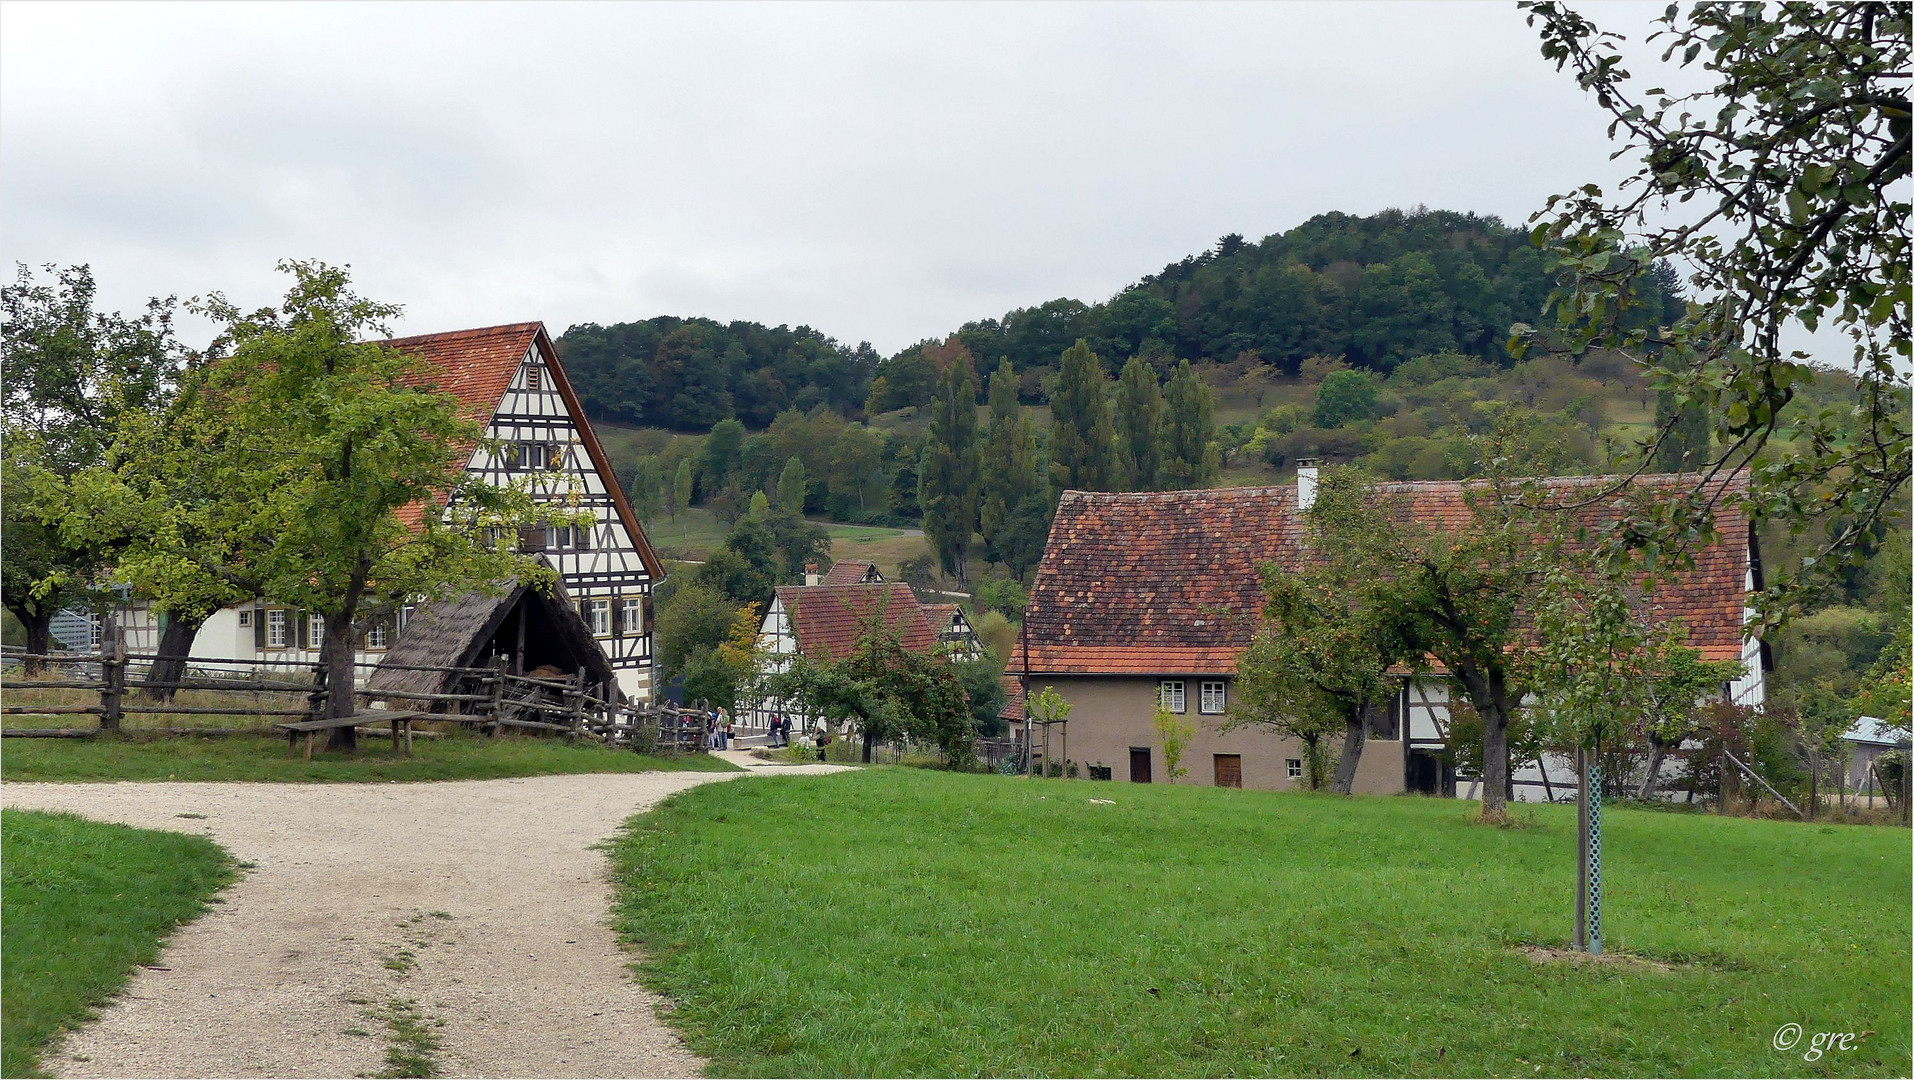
[379,322,544,348]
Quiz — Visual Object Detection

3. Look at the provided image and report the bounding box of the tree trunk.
[323,615,358,751]
[1637,733,1669,801]
[1330,708,1367,795]
[142,612,207,702]
[1479,706,1510,821]
[18,607,52,675]
[862,725,874,764]
[1454,663,1512,822]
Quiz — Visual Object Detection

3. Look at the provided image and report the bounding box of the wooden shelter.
[365,566,618,708]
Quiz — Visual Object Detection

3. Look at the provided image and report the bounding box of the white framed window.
[589,599,612,638]
[266,609,289,649]
[1200,680,1227,714]
[620,597,644,637]
[309,613,325,643]
[366,623,389,650]
[1286,758,1303,779]
[238,610,252,627]
[546,524,570,550]
[1159,680,1186,714]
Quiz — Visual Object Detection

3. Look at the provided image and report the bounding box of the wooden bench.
[276,710,432,759]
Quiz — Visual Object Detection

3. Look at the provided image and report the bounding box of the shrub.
[975,578,1028,620]
[1313,370,1381,428]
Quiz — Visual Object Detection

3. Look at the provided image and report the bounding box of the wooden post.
[1807,746,1818,820]
[99,619,125,733]
[570,667,588,739]
[490,656,508,737]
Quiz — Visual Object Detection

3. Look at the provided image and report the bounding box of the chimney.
[803,562,821,587]
[1296,457,1321,511]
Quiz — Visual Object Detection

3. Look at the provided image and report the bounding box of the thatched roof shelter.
[365,564,616,703]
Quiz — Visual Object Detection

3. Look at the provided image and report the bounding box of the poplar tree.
[672,459,694,522]
[1050,339,1117,492]
[1114,353,1165,491]
[979,359,1041,563]
[1159,359,1220,489]
[919,349,980,580]
[776,455,807,515]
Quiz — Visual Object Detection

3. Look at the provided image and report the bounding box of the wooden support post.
[99,620,126,733]
[572,667,588,739]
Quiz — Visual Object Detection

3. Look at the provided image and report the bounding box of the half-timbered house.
[1011,468,1767,796]
[118,322,667,701]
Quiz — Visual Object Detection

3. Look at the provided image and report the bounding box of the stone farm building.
[115,322,667,702]
[1009,469,1767,797]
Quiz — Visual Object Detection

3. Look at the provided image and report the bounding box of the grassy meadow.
[1,810,236,1077]
[0,729,738,783]
[639,502,929,577]
[610,768,1911,1078]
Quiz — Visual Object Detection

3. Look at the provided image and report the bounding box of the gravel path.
[2,762,848,1078]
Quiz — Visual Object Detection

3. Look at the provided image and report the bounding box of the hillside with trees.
[551,202,1895,745]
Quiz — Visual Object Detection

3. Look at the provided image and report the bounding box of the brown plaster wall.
[1033,676,1405,794]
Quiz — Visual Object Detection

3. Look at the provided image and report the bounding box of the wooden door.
[1129,747,1152,784]
[1214,754,1242,788]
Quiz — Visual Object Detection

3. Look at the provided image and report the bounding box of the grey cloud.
[3,1,1650,353]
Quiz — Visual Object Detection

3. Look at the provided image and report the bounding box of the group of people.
[705,707,733,751]
[763,713,831,760]
[695,705,831,761]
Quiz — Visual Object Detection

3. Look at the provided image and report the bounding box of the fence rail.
[2,635,706,755]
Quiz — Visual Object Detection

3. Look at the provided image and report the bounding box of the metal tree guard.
[1575,745,1603,955]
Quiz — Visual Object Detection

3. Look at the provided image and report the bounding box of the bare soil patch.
[1517,944,1677,973]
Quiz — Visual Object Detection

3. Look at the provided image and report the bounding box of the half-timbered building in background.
[116,322,667,702]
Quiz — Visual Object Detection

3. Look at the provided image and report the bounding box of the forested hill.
[557,318,879,430]
[556,207,1683,429]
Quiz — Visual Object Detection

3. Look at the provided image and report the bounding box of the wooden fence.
[0,644,708,755]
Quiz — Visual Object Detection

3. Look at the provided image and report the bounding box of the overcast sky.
[1,1,1672,354]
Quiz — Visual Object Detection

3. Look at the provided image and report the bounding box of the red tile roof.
[776,582,937,662]
[999,675,1025,721]
[379,323,664,580]
[923,603,959,632]
[1012,475,1752,676]
[821,560,881,585]
[386,322,540,425]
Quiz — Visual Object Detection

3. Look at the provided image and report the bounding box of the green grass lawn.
[2,810,236,1077]
[0,731,739,783]
[609,769,1911,1078]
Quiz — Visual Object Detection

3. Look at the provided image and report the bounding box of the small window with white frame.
[589,598,612,638]
[1159,680,1186,714]
[266,609,289,649]
[620,596,643,637]
[1286,758,1303,779]
[1200,680,1227,714]
[309,613,325,643]
[366,622,389,650]
[238,610,252,627]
